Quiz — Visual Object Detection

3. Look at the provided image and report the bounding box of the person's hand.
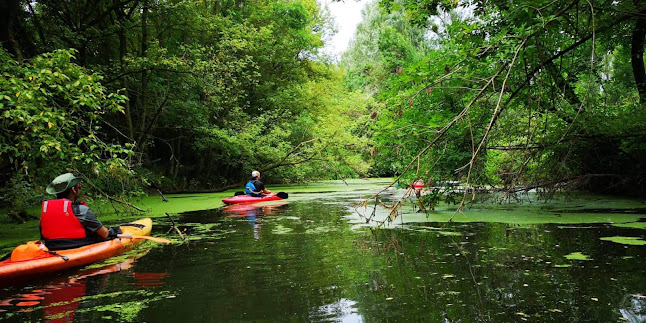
[107,226,123,238]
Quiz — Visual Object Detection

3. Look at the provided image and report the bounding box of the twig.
[108,198,120,214]
[107,196,146,212]
[165,212,186,242]
[157,189,168,202]
[74,170,146,212]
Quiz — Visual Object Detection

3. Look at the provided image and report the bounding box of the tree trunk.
[137,0,149,160]
[0,0,23,60]
[632,11,646,105]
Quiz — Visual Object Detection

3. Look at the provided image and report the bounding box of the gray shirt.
[73,203,104,233]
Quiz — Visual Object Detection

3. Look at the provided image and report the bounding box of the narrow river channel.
[1,179,646,322]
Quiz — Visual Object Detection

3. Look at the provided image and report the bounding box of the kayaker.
[40,173,122,250]
[245,171,272,197]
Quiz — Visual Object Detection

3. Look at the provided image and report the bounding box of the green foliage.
[0,0,372,201]
[0,173,42,216]
[342,0,646,195]
[0,48,132,196]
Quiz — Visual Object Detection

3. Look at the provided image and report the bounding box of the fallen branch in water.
[106,195,146,212]
[165,212,187,242]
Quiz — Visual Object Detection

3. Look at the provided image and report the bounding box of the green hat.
[46,173,82,195]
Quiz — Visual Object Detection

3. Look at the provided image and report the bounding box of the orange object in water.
[0,218,153,286]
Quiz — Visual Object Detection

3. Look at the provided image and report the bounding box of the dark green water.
[1,181,646,322]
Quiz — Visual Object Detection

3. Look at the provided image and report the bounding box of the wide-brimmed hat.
[46,173,82,195]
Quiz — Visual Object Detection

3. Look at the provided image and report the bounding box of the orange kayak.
[0,218,153,286]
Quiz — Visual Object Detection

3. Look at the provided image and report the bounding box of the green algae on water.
[73,290,173,322]
[305,226,336,234]
[438,231,462,236]
[272,224,293,234]
[613,222,646,229]
[600,236,646,246]
[565,252,591,261]
[83,247,152,270]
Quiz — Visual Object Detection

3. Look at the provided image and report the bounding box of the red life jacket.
[40,199,87,239]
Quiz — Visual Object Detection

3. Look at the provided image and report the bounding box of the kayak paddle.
[233,191,288,199]
[117,234,171,244]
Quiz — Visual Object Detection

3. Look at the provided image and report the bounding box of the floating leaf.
[565,252,591,261]
[600,236,646,246]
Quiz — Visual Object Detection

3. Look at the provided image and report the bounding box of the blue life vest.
[245,181,262,197]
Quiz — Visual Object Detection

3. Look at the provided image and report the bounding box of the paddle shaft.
[234,191,288,199]
[117,234,171,244]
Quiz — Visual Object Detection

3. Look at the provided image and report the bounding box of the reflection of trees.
[352,220,646,321]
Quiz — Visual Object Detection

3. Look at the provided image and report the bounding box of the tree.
[346,0,646,197]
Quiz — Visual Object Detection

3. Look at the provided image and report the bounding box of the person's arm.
[257,181,271,195]
[96,226,110,239]
[76,205,121,239]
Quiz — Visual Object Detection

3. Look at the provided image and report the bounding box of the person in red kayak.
[245,171,272,197]
[40,173,122,250]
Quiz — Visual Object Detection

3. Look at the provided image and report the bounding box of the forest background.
[1,0,645,218]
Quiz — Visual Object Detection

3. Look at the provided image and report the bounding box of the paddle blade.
[276,192,288,199]
[118,234,171,244]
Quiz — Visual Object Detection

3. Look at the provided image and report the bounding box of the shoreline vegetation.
[2,0,646,225]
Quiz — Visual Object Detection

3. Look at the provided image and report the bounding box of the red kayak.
[222,194,284,204]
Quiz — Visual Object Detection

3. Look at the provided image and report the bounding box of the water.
[1,180,646,322]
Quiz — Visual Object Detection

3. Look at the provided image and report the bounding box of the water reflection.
[223,202,289,240]
[0,250,168,321]
[316,298,362,322]
[620,295,646,322]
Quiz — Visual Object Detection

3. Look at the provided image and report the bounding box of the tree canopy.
[0,0,370,209]
[342,0,646,198]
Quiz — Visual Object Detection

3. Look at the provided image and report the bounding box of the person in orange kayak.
[40,173,122,250]
[245,171,272,197]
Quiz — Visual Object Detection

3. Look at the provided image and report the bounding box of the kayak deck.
[0,218,153,285]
